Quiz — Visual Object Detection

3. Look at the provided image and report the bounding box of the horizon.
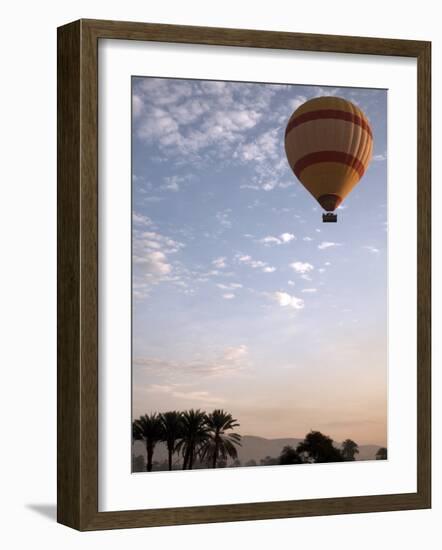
[132,77,387,447]
[134,432,384,446]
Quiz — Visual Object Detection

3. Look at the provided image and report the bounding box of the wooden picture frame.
[57,18,431,531]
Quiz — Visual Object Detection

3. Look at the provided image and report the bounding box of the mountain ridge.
[132,434,383,468]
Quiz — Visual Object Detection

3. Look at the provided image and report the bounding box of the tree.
[341,439,359,461]
[160,411,183,471]
[132,454,145,473]
[279,445,304,465]
[231,459,242,468]
[200,409,242,468]
[132,413,163,472]
[376,447,388,460]
[260,455,279,466]
[296,430,344,463]
[176,409,210,469]
[245,459,257,467]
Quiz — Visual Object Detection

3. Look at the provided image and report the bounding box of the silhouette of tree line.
[133,409,241,471]
[276,432,359,465]
[265,433,386,466]
[132,411,387,472]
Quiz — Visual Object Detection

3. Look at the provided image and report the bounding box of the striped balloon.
[284,96,373,211]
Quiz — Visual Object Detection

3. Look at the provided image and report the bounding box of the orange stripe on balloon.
[293,151,366,179]
[286,109,373,139]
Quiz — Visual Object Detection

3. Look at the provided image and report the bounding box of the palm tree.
[341,439,359,461]
[201,409,242,468]
[132,413,163,472]
[176,409,210,469]
[160,411,183,471]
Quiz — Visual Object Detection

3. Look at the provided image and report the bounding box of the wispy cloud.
[363,245,380,254]
[216,209,232,228]
[259,232,295,246]
[132,230,185,296]
[216,283,243,290]
[212,257,227,268]
[301,288,318,293]
[133,211,153,227]
[237,254,273,272]
[134,345,249,378]
[143,384,225,405]
[161,174,193,192]
[373,152,387,161]
[318,241,342,250]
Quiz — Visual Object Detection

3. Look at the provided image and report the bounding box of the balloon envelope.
[284,96,373,211]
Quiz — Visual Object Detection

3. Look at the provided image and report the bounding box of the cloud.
[303,236,313,242]
[223,344,248,361]
[216,283,243,290]
[133,212,153,227]
[134,345,249,378]
[363,245,380,254]
[259,236,282,246]
[216,210,232,228]
[136,231,184,254]
[212,257,227,268]
[237,254,268,270]
[290,261,314,274]
[280,233,295,243]
[262,266,276,273]
[289,95,307,111]
[222,293,235,299]
[132,95,143,117]
[134,250,172,276]
[318,241,342,250]
[259,232,296,246]
[160,174,193,192]
[234,128,279,163]
[144,384,225,405]
[132,229,185,295]
[272,291,305,310]
[246,156,294,192]
[162,176,180,192]
[373,152,387,161]
[301,288,318,293]
[133,78,267,163]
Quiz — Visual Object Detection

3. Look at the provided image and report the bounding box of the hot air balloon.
[284,96,373,222]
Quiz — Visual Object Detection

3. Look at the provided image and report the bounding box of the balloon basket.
[322,213,337,223]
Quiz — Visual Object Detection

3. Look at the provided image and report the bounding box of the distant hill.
[132,435,382,469]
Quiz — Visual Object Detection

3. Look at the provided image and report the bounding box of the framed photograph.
[57,19,431,530]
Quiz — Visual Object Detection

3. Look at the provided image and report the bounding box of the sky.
[131,76,388,446]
